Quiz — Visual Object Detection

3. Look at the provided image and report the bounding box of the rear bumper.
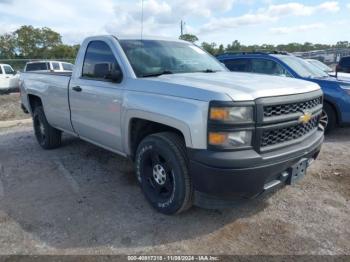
[188,130,324,208]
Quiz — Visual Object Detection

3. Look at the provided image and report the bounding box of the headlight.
[340,84,350,95]
[209,131,252,148]
[210,106,254,123]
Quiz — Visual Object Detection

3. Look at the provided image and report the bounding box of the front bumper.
[188,130,324,209]
[0,86,19,94]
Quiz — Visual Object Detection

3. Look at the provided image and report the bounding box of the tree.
[0,25,349,60]
[0,33,16,59]
[38,27,62,57]
[217,44,225,55]
[49,44,80,59]
[201,42,217,55]
[226,40,241,52]
[14,25,41,57]
[13,25,63,58]
[335,41,349,48]
[179,34,199,43]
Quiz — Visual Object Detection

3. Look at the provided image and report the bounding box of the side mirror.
[335,65,340,78]
[106,69,123,83]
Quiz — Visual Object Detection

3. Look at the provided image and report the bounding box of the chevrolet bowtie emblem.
[299,111,312,124]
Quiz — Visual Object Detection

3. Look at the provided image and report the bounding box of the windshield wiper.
[141,70,173,77]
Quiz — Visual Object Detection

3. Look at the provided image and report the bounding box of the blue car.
[217,52,350,132]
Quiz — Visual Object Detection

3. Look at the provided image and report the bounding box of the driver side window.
[4,65,15,75]
[82,41,123,82]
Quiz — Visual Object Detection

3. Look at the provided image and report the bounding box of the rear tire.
[33,106,62,149]
[135,132,192,215]
[321,103,336,134]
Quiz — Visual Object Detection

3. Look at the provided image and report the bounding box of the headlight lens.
[209,131,252,148]
[210,106,254,123]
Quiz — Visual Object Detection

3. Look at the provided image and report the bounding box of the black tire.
[321,103,336,134]
[33,106,62,149]
[135,132,192,215]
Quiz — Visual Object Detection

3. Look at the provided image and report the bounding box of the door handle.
[72,86,82,92]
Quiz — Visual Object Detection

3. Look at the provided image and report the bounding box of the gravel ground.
[0,122,349,255]
[0,93,30,121]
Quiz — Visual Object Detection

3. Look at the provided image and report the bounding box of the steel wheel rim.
[143,150,174,200]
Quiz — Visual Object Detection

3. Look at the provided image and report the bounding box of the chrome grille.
[261,116,319,148]
[264,97,322,118]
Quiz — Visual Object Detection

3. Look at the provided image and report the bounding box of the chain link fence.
[293,48,350,66]
[0,58,75,71]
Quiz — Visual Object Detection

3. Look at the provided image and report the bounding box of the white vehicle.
[306,59,350,82]
[24,61,74,73]
[0,64,19,94]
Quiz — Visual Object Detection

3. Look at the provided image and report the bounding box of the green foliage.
[0,25,78,59]
[48,44,80,59]
[179,34,199,43]
[0,33,16,59]
[201,42,218,55]
[201,40,350,56]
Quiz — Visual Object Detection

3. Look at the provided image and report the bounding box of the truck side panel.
[21,73,74,133]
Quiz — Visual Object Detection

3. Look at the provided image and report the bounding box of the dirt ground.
[0,93,30,121]
[0,96,349,255]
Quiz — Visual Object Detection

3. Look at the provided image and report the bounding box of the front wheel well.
[129,118,186,160]
[323,100,339,125]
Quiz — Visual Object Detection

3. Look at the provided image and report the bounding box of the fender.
[122,91,209,155]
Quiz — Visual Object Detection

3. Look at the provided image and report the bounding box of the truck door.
[69,40,124,153]
[0,66,5,89]
[0,65,18,90]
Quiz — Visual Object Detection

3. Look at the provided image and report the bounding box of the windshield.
[119,40,226,77]
[4,65,15,75]
[307,60,333,72]
[277,55,329,78]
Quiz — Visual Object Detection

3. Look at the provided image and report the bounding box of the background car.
[335,56,350,80]
[0,64,19,94]
[24,61,74,73]
[306,59,333,74]
[306,58,350,82]
[217,52,350,133]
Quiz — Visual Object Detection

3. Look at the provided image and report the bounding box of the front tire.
[135,132,192,215]
[33,106,62,149]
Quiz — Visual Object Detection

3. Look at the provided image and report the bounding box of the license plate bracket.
[288,158,308,185]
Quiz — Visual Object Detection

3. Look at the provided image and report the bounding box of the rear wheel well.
[28,95,43,113]
[129,118,186,159]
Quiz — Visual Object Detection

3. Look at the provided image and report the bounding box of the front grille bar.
[263,96,322,118]
[260,115,320,148]
[254,90,323,152]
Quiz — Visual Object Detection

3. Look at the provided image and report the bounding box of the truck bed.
[20,71,73,133]
[22,71,72,77]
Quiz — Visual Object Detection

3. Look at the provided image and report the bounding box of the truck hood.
[146,71,320,101]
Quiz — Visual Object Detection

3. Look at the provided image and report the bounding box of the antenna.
[141,0,144,40]
[180,20,185,36]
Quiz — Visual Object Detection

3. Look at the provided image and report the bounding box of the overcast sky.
[0,0,349,45]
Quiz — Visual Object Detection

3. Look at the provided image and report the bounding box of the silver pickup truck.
[20,35,324,214]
